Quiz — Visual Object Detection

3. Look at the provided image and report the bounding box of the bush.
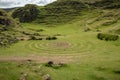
[97,33,119,41]
[46,37,52,40]
[45,61,67,69]
[30,35,42,40]
[45,61,54,67]
[52,36,57,40]
[46,36,57,40]
[113,70,120,74]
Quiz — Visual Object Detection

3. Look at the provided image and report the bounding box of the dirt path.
[0,55,75,63]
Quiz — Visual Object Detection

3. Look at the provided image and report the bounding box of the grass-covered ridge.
[36,0,88,25]
[92,0,120,9]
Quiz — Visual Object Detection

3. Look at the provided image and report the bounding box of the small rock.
[43,74,51,80]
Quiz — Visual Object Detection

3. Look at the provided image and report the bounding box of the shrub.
[30,35,42,40]
[97,33,119,41]
[45,61,68,69]
[0,9,16,27]
[46,36,57,40]
[46,37,52,40]
[113,70,120,74]
[45,61,54,67]
[52,36,57,40]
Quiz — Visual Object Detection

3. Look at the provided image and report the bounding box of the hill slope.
[92,0,120,9]
[36,0,88,24]
[0,9,19,47]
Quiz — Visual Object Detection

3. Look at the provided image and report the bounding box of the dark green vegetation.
[0,9,19,47]
[0,0,120,80]
[0,34,18,47]
[97,33,119,41]
[0,9,16,26]
[12,4,39,22]
[45,61,67,69]
[92,0,120,9]
[12,0,88,25]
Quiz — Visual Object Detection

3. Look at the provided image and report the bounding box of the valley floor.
[0,22,120,80]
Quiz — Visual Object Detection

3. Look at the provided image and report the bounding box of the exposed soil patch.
[47,42,71,49]
[0,55,74,63]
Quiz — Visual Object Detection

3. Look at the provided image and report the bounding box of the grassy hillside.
[35,0,88,25]
[0,9,19,47]
[35,0,120,33]
[92,0,120,9]
[0,8,42,47]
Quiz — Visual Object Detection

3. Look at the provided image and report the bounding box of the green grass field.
[0,1,120,79]
[0,20,120,80]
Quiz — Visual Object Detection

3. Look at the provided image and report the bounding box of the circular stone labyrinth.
[24,40,95,54]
